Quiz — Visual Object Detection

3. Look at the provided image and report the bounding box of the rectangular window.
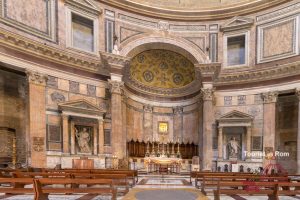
[227,35,245,66]
[105,19,114,53]
[72,13,94,52]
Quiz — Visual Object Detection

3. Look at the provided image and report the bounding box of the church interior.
[0,0,300,199]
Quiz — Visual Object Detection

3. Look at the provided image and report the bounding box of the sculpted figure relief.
[75,127,91,153]
[228,137,240,158]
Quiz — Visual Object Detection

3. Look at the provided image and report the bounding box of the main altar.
[144,138,182,173]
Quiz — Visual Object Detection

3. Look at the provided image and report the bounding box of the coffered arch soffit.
[119,35,206,64]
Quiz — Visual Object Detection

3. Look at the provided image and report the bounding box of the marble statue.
[75,127,91,153]
[228,137,240,157]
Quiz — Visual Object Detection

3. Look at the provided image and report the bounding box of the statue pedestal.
[72,157,94,169]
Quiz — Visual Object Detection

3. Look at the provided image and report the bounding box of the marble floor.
[0,175,299,200]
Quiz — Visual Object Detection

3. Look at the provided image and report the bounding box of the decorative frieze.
[201,88,214,101]
[87,85,96,96]
[261,91,278,103]
[26,70,48,86]
[69,81,79,93]
[169,24,206,31]
[108,80,124,95]
[50,92,65,103]
[47,76,58,88]
[238,95,246,105]
[224,96,232,106]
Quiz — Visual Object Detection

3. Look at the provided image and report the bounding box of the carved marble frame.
[65,2,100,55]
[223,30,250,68]
[257,15,298,64]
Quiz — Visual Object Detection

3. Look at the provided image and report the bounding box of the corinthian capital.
[108,79,124,94]
[26,70,48,86]
[173,106,183,115]
[143,105,153,113]
[201,88,214,101]
[261,91,278,103]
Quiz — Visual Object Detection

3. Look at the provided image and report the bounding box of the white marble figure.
[228,137,240,158]
[112,44,120,55]
[75,127,91,153]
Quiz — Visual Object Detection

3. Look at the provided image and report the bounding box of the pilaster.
[26,70,47,168]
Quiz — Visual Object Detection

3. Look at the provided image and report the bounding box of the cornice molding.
[0,29,108,75]
[196,63,221,82]
[215,61,300,86]
[98,0,289,21]
[100,51,131,70]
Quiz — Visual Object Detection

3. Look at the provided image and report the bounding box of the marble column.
[62,114,69,154]
[218,127,223,159]
[173,106,183,142]
[108,79,125,158]
[26,70,47,168]
[98,116,104,155]
[143,105,153,141]
[201,88,214,170]
[246,126,252,160]
[261,91,278,165]
[295,89,300,173]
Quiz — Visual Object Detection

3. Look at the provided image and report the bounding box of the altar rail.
[127,140,198,159]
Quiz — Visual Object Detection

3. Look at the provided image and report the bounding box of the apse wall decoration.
[130,49,195,89]
[158,122,168,133]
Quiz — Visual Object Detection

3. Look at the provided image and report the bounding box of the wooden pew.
[201,175,290,195]
[12,172,71,178]
[275,182,300,197]
[213,181,279,200]
[194,172,254,188]
[33,178,117,200]
[71,173,129,194]
[91,169,137,185]
[0,178,34,196]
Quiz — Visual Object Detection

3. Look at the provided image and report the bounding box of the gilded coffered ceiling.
[130,49,195,89]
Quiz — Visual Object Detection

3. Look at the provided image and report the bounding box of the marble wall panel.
[263,20,294,58]
[79,83,87,95]
[183,112,199,144]
[47,88,69,107]
[58,79,70,91]
[96,87,106,98]
[153,107,173,113]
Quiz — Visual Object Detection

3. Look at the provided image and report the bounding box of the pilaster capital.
[173,106,183,115]
[108,79,124,95]
[261,91,278,103]
[295,88,300,101]
[26,70,48,86]
[62,114,69,120]
[201,88,214,101]
[143,104,153,113]
[195,63,221,82]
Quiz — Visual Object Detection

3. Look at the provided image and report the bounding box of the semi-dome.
[130,49,195,89]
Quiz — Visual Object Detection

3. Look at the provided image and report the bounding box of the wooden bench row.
[200,175,290,195]
[214,181,300,200]
[0,177,119,200]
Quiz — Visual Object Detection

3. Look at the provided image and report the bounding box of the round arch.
[119,35,207,64]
